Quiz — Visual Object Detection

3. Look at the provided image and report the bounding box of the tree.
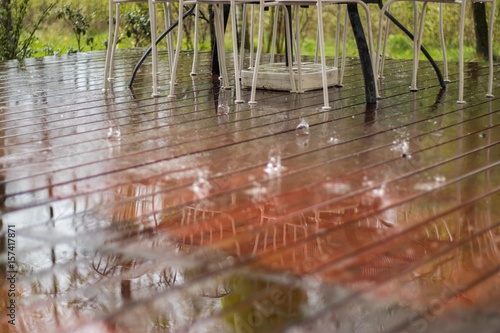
[56,3,94,52]
[0,0,56,61]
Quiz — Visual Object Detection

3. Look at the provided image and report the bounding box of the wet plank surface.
[0,49,500,333]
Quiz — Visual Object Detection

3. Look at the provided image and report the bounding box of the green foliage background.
[8,0,500,61]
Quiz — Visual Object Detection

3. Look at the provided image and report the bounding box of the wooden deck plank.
[0,49,499,333]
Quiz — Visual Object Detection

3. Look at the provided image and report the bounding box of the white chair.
[104,0,146,90]
[251,0,377,109]
[105,0,203,97]
[376,0,496,104]
[149,0,179,97]
[154,0,244,102]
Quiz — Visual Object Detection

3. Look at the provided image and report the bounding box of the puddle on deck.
[1,51,500,332]
[1,171,499,333]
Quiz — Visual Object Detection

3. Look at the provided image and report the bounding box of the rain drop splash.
[217,90,230,115]
[245,181,268,203]
[434,175,446,183]
[391,138,409,155]
[217,101,229,115]
[362,176,374,187]
[324,182,352,195]
[192,170,212,199]
[296,118,310,135]
[107,127,121,140]
[264,156,283,175]
[372,183,386,197]
[414,175,446,191]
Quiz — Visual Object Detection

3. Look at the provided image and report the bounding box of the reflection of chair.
[181,205,241,255]
[376,0,496,103]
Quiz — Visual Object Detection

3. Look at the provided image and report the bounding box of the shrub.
[0,0,57,60]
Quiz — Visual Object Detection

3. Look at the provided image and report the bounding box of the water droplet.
[245,181,268,202]
[434,175,446,183]
[296,118,310,135]
[328,137,339,144]
[192,170,212,199]
[217,102,229,115]
[264,156,283,175]
[324,182,351,195]
[372,184,385,197]
[414,182,439,191]
[107,127,121,140]
[391,139,409,155]
[362,176,374,187]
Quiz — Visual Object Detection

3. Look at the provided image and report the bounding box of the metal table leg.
[347,3,377,104]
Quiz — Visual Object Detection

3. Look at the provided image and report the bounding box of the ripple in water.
[264,156,283,175]
[296,118,310,135]
[107,127,121,140]
[192,170,212,199]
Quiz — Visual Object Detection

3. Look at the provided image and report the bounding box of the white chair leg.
[104,1,116,90]
[376,1,394,85]
[315,24,320,64]
[317,0,331,110]
[358,1,379,99]
[294,5,303,93]
[150,1,160,97]
[379,6,390,79]
[249,1,266,104]
[214,5,229,88]
[283,6,297,93]
[164,3,174,82]
[411,2,427,92]
[486,0,496,98]
[270,6,280,64]
[439,3,450,82]
[231,0,244,103]
[168,0,185,99]
[249,5,255,69]
[239,4,247,70]
[334,5,341,70]
[337,8,348,87]
[457,1,466,103]
[191,4,199,76]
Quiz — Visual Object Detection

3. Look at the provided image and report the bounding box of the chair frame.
[376,0,496,103]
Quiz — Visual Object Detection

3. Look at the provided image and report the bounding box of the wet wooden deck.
[1,49,500,333]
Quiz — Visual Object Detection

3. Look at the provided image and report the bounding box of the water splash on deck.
[107,126,121,140]
[264,156,283,175]
[192,170,212,199]
[296,118,310,136]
